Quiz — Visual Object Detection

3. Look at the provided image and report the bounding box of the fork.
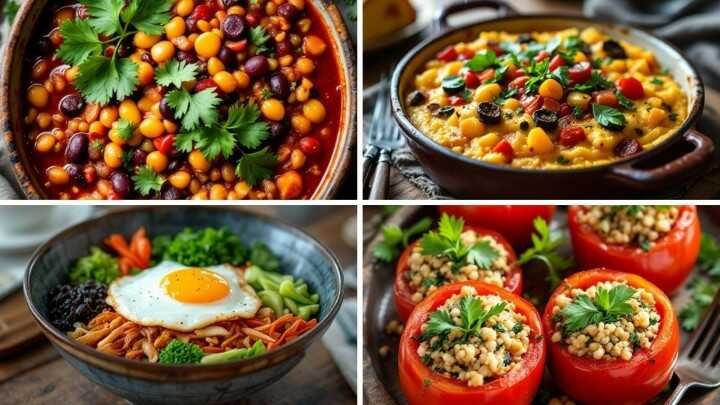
[666,291,720,404]
[365,83,404,200]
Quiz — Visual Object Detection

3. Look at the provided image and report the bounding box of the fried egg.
[107,261,261,332]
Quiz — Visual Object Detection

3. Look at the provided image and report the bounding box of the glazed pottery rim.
[23,206,344,373]
[390,14,706,175]
[0,0,355,200]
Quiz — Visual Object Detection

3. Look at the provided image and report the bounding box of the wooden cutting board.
[0,290,43,358]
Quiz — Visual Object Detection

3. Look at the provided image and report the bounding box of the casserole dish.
[390,0,711,198]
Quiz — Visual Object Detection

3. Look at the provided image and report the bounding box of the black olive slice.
[602,40,627,59]
[434,106,455,119]
[532,108,559,131]
[477,102,502,124]
[408,90,427,106]
[614,138,643,157]
[441,76,465,95]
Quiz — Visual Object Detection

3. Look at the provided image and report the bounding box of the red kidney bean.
[59,95,85,117]
[110,172,131,198]
[614,138,643,157]
[131,149,148,167]
[269,74,290,99]
[65,132,89,164]
[244,55,269,78]
[299,137,321,156]
[278,3,301,21]
[222,14,246,41]
[218,47,237,68]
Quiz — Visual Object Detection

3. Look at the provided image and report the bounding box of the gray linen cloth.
[386,0,720,199]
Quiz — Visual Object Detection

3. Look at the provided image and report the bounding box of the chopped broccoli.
[156,227,248,266]
[158,339,204,364]
[69,247,120,285]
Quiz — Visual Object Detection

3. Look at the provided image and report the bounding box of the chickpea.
[119,100,142,125]
[261,99,286,121]
[146,151,168,173]
[137,62,155,86]
[233,71,251,89]
[163,120,178,134]
[192,191,209,200]
[104,143,124,168]
[169,171,191,189]
[209,184,228,200]
[47,166,70,185]
[27,84,49,108]
[36,112,52,129]
[213,71,238,93]
[290,148,306,170]
[195,32,222,58]
[303,35,326,56]
[291,114,312,135]
[65,66,80,82]
[189,150,211,172]
[176,0,194,16]
[89,121,106,136]
[539,79,564,100]
[139,117,165,138]
[35,133,56,153]
[208,57,225,75]
[99,106,119,128]
[151,41,175,63]
[295,57,315,75]
[221,163,236,182]
[276,170,303,200]
[134,32,161,49]
[234,182,251,199]
[165,16,186,39]
[303,99,326,124]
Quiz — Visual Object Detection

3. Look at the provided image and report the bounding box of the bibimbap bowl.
[24,207,343,405]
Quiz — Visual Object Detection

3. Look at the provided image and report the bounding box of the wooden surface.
[0,207,357,405]
[362,206,720,404]
[363,0,720,200]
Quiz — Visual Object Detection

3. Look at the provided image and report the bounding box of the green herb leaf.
[651,77,663,86]
[466,240,500,270]
[680,277,719,331]
[560,285,636,335]
[132,166,165,196]
[573,70,612,92]
[235,147,277,186]
[166,88,221,130]
[56,20,104,66]
[226,103,270,150]
[699,234,720,277]
[115,118,136,141]
[250,26,271,54]
[420,309,456,341]
[465,50,498,72]
[561,294,604,334]
[615,91,634,110]
[155,59,200,88]
[75,56,139,104]
[192,125,236,160]
[372,217,433,263]
[80,0,124,36]
[592,104,626,131]
[121,0,173,36]
[518,217,573,288]
[69,247,121,285]
[3,0,20,23]
[372,242,396,263]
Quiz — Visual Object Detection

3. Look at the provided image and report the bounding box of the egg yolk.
[161,268,230,304]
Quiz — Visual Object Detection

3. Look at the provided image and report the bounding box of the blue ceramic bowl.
[24,207,344,405]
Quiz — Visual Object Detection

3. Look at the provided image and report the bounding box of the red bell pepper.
[394,226,523,321]
[543,268,680,405]
[567,205,700,294]
[399,281,545,405]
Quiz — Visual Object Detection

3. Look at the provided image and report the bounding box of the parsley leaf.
[226,103,270,150]
[592,104,626,131]
[419,309,456,341]
[560,285,636,335]
[419,213,500,270]
[81,0,124,35]
[467,240,500,269]
[250,26,271,54]
[518,217,573,288]
[235,147,277,186]
[75,56,139,104]
[651,77,663,86]
[615,91,634,110]
[680,277,719,331]
[155,60,200,88]
[192,126,237,160]
[132,166,165,196]
[573,70,612,92]
[56,20,104,65]
[465,50,498,72]
[420,296,506,342]
[372,217,433,263]
[166,88,221,130]
[121,0,174,36]
[699,234,720,277]
[116,118,136,141]
[2,1,19,23]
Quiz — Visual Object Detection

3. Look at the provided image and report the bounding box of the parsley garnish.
[559,285,635,335]
[419,214,500,271]
[592,104,626,131]
[680,233,720,331]
[651,77,663,86]
[419,295,506,343]
[465,50,499,72]
[132,166,165,196]
[2,0,19,23]
[166,88,222,131]
[572,105,584,119]
[250,26,271,54]
[235,147,277,186]
[116,118,136,141]
[518,218,573,288]
[615,91,634,110]
[155,60,200,88]
[56,0,173,104]
[572,70,612,92]
[372,217,433,262]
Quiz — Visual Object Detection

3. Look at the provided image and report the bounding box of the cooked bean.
[110,172,132,198]
[65,132,89,164]
[222,14,246,41]
[269,74,290,99]
[244,55,269,78]
[65,163,87,188]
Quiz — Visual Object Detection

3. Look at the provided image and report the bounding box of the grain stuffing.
[576,205,679,249]
[407,231,510,303]
[417,286,531,387]
[551,281,660,361]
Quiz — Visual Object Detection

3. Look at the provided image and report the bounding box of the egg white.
[107,261,261,332]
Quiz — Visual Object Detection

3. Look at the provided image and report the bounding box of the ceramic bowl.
[24,207,343,405]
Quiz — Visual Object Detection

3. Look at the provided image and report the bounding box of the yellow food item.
[363,0,416,43]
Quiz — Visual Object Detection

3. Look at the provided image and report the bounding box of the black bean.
[218,47,237,69]
[110,172,132,198]
[59,95,85,117]
[244,55,269,78]
[159,98,175,120]
[65,132,89,164]
[602,40,627,59]
[477,102,502,124]
[519,121,530,131]
[222,14,246,41]
[275,39,292,56]
[161,187,185,200]
[222,0,241,7]
[176,50,198,64]
[269,74,290,99]
[270,120,290,139]
[131,149,148,167]
[277,3,300,21]
[532,108,559,131]
[167,159,185,172]
[64,163,87,188]
[408,90,426,106]
[614,138,643,157]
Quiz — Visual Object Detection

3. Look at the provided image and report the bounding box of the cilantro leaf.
[80,0,124,36]
[250,26,271,54]
[573,70,612,92]
[420,296,506,343]
[419,231,448,257]
[592,104,626,131]
[372,217,433,263]
[595,284,634,319]
[559,285,636,335]
[132,166,165,196]
[372,242,396,263]
[460,296,483,330]
[419,213,501,270]
[518,217,573,288]
[75,56,139,104]
[155,60,200,88]
[615,91,634,110]
[419,309,456,341]
[651,77,663,86]
[382,225,404,246]
[194,126,236,160]
[226,103,270,150]
[560,294,603,334]
[465,50,498,72]
[166,88,221,130]
[680,277,719,331]
[700,234,720,277]
[466,240,500,269]
[116,118,136,141]
[235,147,277,186]
[3,1,20,23]
[437,213,464,243]
[122,0,173,36]
[56,20,104,65]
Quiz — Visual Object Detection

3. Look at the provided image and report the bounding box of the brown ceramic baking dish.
[1,0,356,200]
[390,0,713,198]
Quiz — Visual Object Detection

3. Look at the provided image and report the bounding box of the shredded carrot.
[267,313,294,335]
[105,234,147,270]
[241,327,276,343]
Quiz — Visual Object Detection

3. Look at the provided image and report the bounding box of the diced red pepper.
[542,98,561,112]
[459,50,476,61]
[559,126,587,147]
[493,139,514,162]
[225,39,248,52]
[437,46,458,62]
[192,4,213,20]
[448,96,467,106]
[618,77,645,100]
[476,69,496,84]
[507,66,526,81]
[559,103,572,117]
[522,95,544,115]
[549,55,565,71]
[153,135,176,155]
[464,71,480,89]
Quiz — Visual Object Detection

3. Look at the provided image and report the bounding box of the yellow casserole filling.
[408,28,688,169]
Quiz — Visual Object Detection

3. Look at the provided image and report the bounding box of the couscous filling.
[407,230,510,303]
[576,205,679,250]
[551,281,660,360]
[417,286,531,387]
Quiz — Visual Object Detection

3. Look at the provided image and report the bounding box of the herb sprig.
[420,296,507,343]
[420,214,501,271]
[680,233,720,330]
[518,218,573,288]
[373,217,433,262]
[559,284,635,335]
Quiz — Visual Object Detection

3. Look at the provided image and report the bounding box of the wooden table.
[0,207,357,405]
[363,0,720,200]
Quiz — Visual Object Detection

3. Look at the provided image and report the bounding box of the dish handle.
[434,0,518,32]
[607,129,714,190]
